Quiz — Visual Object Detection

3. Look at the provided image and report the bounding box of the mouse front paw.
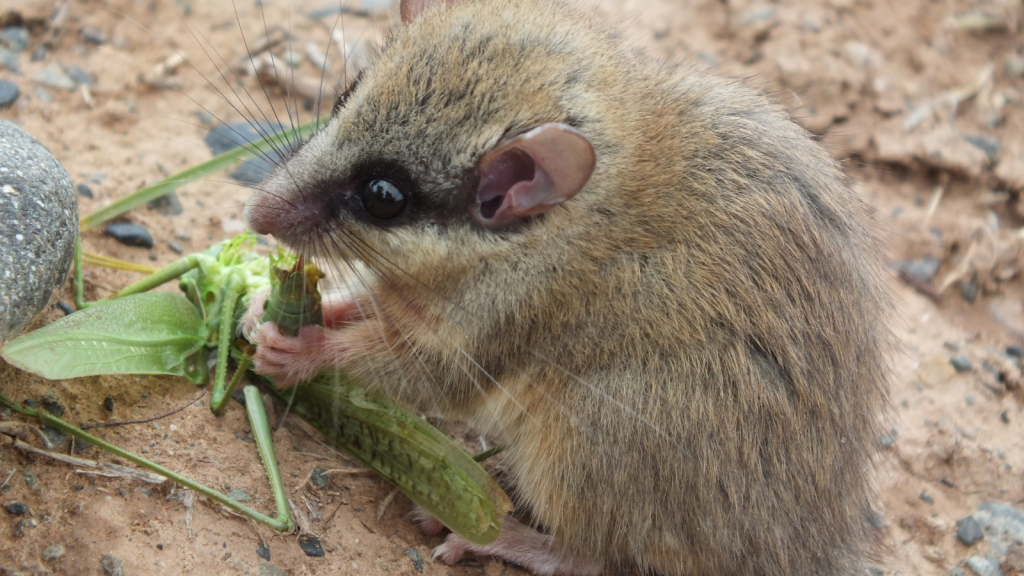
[251,321,331,387]
[411,504,446,537]
[430,533,473,565]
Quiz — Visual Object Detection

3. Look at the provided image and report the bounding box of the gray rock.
[404,548,424,573]
[964,555,1003,576]
[146,191,182,216]
[32,62,76,91]
[64,64,92,86]
[80,26,107,45]
[0,27,30,51]
[898,257,941,283]
[958,515,985,546]
[100,553,125,576]
[32,87,52,104]
[30,46,46,62]
[0,46,19,72]
[974,501,1024,556]
[965,135,1001,163]
[258,561,286,576]
[0,80,18,108]
[76,183,93,199]
[226,488,250,503]
[950,356,973,373]
[0,120,78,343]
[167,240,183,254]
[41,543,66,560]
[104,222,153,248]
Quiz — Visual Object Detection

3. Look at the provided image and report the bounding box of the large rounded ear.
[400,0,461,23]
[471,123,596,228]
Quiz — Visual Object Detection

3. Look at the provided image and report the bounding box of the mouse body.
[244,1,891,574]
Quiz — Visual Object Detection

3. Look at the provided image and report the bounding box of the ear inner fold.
[476,123,596,224]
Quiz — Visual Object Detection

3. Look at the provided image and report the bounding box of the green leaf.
[2,292,206,382]
[275,375,513,545]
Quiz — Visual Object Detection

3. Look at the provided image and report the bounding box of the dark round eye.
[360,179,407,219]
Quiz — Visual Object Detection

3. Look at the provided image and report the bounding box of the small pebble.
[964,135,1000,163]
[958,515,985,546]
[877,430,898,449]
[311,467,328,489]
[146,191,183,216]
[1006,345,1024,360]
[24,399,40,409]
[33,87,53,104]
[104,222,154,248]
[964,555,1001,576]
[4,502,29,515]
[0,80,19,108]
[898,257,941,284]
[80,26,107,44]
[32,62,77,91]
[258,561,287,576]
[30,45,46,62]
[965,395,975,406]
[77,183,94,198]
[1001,410,1010,424]
[0,46,19,72]
[42,543,66,560]
[226,488,250,503]
[56,301,74,316]
[22,471,38,489]
[404,548,424,573]
[298,535,325,557]
[950,356,973,373]
[0,27,30,51]
[920,491,935,505]
[64,64,92,86]
[100,553,125,576]
[256,543,271,561]
[167,240,184,254]
[103,396,115,412]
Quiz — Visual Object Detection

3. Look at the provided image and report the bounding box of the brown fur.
[245,1,891,574]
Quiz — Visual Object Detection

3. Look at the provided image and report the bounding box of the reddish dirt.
[1,0,1024,574]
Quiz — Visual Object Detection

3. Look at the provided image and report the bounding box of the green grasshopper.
[0,123,511,546]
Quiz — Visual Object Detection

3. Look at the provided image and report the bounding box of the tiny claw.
[431,533,471,565]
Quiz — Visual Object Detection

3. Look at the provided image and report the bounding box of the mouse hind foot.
[430,515,604,576]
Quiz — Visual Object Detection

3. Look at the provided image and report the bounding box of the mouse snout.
[244,189,328,243]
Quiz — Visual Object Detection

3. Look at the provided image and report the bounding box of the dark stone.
[950,356,973,373]
[298,535,324,557]
[229,157,278,185]
[104,222,154,248]
[104,396,115,412]
[959,275,979,303]
[877,429,898,449]
[76,183,94,198]
[21,471,37,489]
[919,491,934,505]
[0,80,18,108]
[4,502,29,515]
[0,27,29,51]
[72,484,84,491]
[311,467,328,489]
[1002,410,1011,424]
[167,240,184,254]
[23,399,39,409]
[958,515,984,546]
[30,45,46,62]
[146,191,183,216]
[32,62,76,91]
[80,26,107,45]
[897,257,940,283]
[42,400,65,417]
[0,121,78,343]
[57,301,74,315]
[256,543,271,561]
[64,64,93,86]
[1006,345,1024,360]
[404,548,424,572]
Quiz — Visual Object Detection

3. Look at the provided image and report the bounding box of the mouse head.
[245,0,600,273]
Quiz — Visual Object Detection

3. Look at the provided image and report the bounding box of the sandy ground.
[1,0,1024,574]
